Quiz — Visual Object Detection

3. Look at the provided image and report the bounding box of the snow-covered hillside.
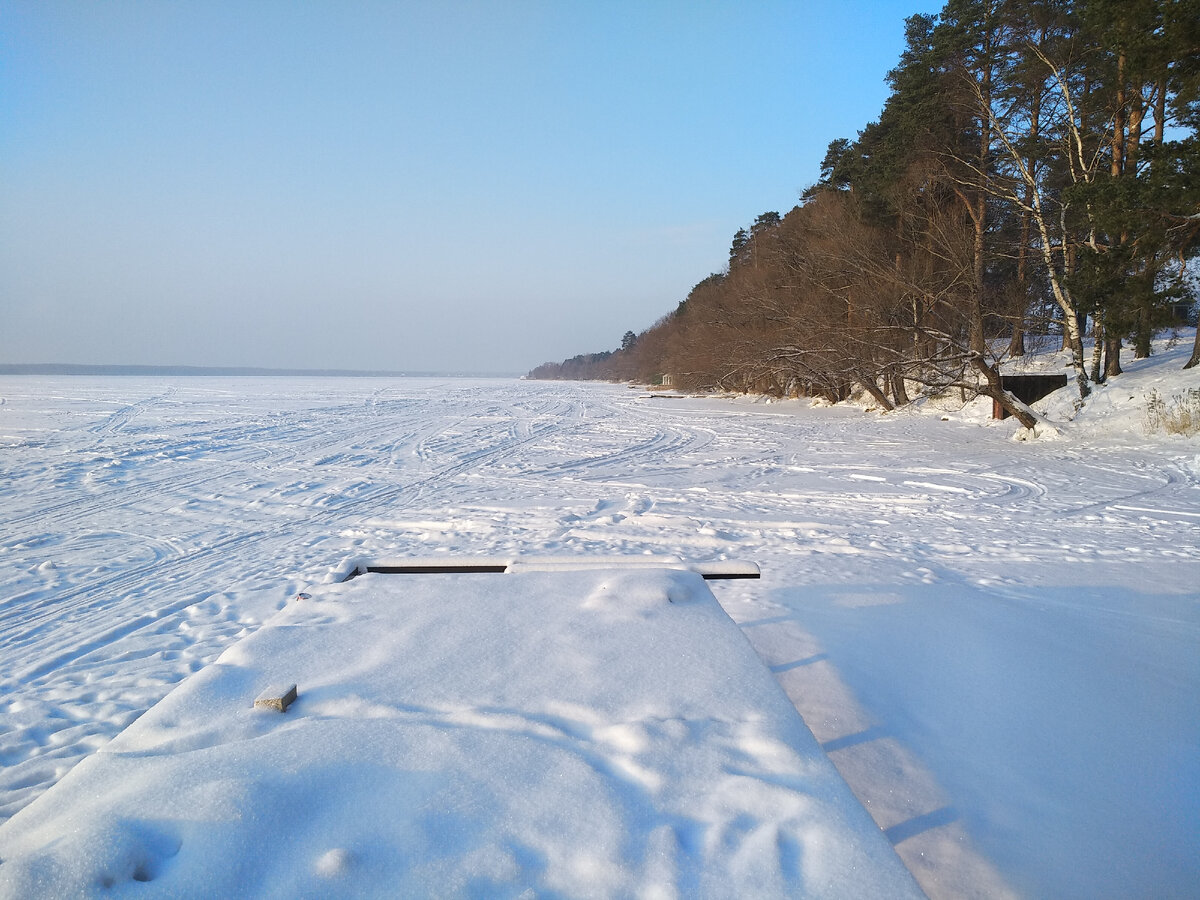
[1,332,1196,897]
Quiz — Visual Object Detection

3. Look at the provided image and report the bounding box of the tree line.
[528,0,1200,428]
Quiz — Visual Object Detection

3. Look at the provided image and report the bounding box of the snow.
[0,568,921,897]
[1,332,1198,897]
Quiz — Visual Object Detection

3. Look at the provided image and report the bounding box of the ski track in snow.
[1,375,1198,898]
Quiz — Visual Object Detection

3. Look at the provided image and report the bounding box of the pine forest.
[527,0,1200,429]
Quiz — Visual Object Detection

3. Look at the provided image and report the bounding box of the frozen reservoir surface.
[1,337,1198,897]
[0,565,922,897]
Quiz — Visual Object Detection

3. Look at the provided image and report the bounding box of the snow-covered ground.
[0,566,923,898]
[1,333,1197,897]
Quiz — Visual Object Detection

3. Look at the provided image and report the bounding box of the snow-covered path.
[2,375,1198,897]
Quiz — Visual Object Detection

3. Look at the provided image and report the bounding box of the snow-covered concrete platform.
[331,553,763,580]
[0,564,921,898]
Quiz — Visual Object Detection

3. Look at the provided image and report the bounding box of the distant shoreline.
[0,364,520,378]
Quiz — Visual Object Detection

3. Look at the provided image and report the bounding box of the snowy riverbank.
[1,335,1197,897]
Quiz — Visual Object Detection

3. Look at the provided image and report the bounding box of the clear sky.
[1,0,942,374]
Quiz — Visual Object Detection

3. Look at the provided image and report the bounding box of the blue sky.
[1,1,942,373]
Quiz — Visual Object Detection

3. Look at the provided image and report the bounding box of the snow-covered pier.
[0,563,920,898]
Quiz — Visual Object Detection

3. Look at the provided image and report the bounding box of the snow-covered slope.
[0,334,1196,897]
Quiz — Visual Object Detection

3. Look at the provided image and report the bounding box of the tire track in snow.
[2,398,453,537]
[9,530,270,683]
[1,391,588,686]
[2,403,431,660]
[2,527,269,678]
[86,388,176,436]
[518,407,717,480]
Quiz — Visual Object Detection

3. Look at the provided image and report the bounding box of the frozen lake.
[1,375,1198,897]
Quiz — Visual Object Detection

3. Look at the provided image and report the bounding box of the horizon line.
[0,363,524,379]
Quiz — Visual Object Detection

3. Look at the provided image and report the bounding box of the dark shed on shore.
[993,374,1069,419]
